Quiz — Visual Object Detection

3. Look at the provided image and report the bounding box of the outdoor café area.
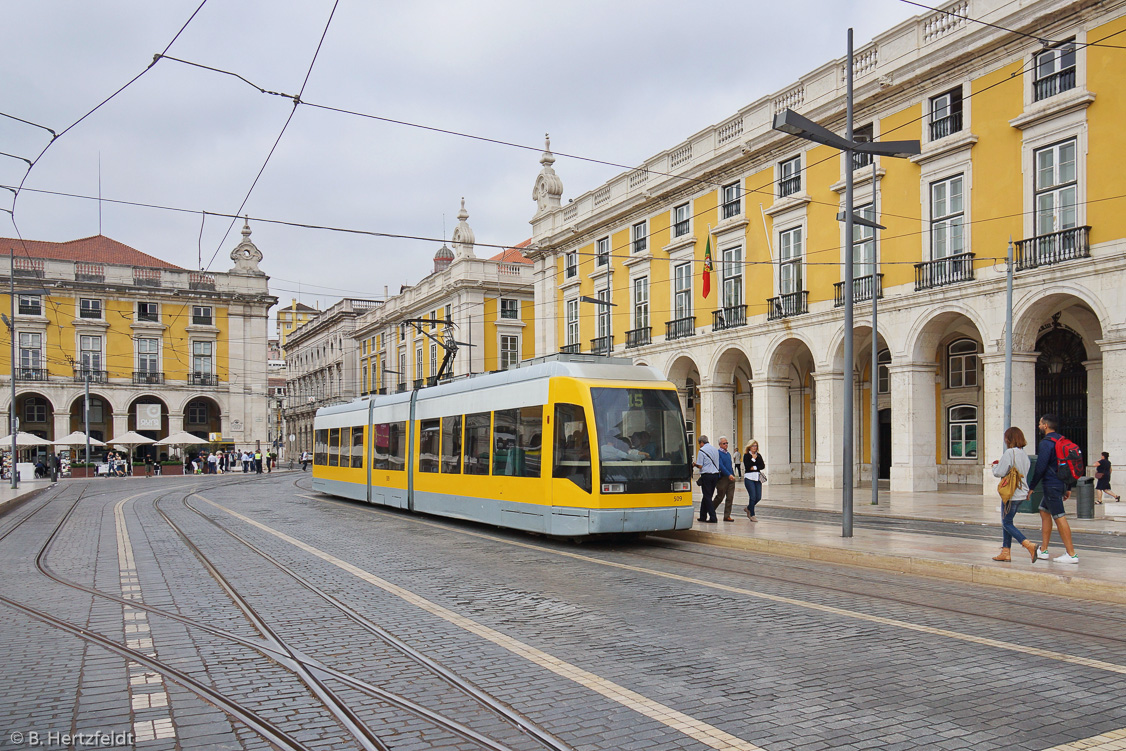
[0,429,225,480]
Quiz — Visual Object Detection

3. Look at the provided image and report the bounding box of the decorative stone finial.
[532,132,564,218]
[451,198,476,259]
[230,215,264,275]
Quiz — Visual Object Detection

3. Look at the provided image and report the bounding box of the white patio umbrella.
[53,431,107,448]
[155,431,207,447]
[107,431,156,450]
[0,432,54,448]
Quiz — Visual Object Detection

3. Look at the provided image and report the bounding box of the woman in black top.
[1095,452,1121,503]
[742,440,766,521]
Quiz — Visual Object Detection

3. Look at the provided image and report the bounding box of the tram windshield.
[590,387,690,492]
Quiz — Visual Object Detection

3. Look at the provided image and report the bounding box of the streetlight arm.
[772,109,854,151]
[854,139,921,158]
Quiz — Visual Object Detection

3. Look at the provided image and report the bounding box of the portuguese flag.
[702,236,713,298]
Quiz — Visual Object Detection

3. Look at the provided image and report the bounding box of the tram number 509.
[673,495,684,503]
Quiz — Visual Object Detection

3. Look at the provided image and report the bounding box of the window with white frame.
[851,124,874,171]
[416,347,423,380]
[137,302,159,322]
[500,335,519,370]
[632,221,647,253]
[192,341,213,376]
[500,298,519,319]
[778,227,803,295]
[1034,139,1078,237]
[596,236,610,267]
[18,332,41,370]
[430,342,437,375]
[565,251,577,278]
[673,262,692,319]
[633,277,649,330]
[191,305,213,325]
[721,246,742,309]
[929,88,963,140]
[947,339,979,388]
[79,298,102,319]
[79,335,102,372]
[853,203,875,278]
[444,304,451,325]
[877,349,891,394]
[1033,40,1076,102]
[565,299,579,346]
[948,405,978,459]
[779,156,801,197]
[137,337,159,373]
[673,203,690,237]
[17,295,41,316]
[398,352,406,384]
[721,181,741,219]
[596,289,610,340]
[362,364,368,393]
[931,175,964,258]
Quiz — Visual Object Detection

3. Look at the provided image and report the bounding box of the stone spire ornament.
[230,216,265,275]
[433,243,454,273]
[532,133,564,218]
[450,198,476,259]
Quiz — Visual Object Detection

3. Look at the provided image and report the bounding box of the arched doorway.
[711,347,753,454]
[1035,324,1088,457]
[183,397,221,441]
[666,355,701,449]
[70,394,113,454]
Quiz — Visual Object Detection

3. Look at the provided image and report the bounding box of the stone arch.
[665,354,702,448]
[69,392,114,443]
[1012,285,1106,353]
[762,332,818,381]
[709,346,755,453]
[904,304,988,365]
[10,391,56,449]
[826,322,892,375]
[183,396,222,440]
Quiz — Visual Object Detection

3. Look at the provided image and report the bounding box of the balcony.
[1014,226,1091,271]
[632,237,647,253]
[590,335,614,356]
[16,367,47,381]
[413,378,425,390]
[915,253,975,291]
[833,274,884,307]
[851,151,873,172]
[559,343,582,355]
[73,369,108,384]
[188,372,217,386]
[191,314,214,326]
[767,291,808,320]
[396,382,407,393]
[778,175,801,197]
[666,316,696,341]
[673,219,690,237]
[133,371,165,386]
[625,327,651,349]
[929,111,962,141]
[721,200,741,220]
[712,305,746,332]
[1034,67,1075,102]
[17,301,41,316]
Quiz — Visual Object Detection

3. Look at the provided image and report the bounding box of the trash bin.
[1018,453,1041,514]
[1075,476,1096,519]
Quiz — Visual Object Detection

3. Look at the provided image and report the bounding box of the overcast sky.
[2,1,921,326]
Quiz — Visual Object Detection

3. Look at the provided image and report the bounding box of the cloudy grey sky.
[2,1,921,323]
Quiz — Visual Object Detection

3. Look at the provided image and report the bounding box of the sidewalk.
[659,480,1126,606]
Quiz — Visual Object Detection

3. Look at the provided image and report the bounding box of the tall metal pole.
[842,28,855,536]
[870,157,879,505]
[1003,237,1014,448]
[84,371,91,466]
[10,246,18,489]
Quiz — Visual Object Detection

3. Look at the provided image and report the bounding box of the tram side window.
[388,421,406,471]
[314,429,328,466]
[492,406,542,478]
[552,403,591,492]
[372,423,390,470]
[441,415,462,474]
[328,428,340,467]
[463,412,490,475]
[419,418,440,473]
[351,426,364,469]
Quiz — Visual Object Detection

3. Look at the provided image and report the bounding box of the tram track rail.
[6,478,573,751]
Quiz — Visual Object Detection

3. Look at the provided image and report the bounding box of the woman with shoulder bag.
[742,440,766,521]
[991,426,1037,563]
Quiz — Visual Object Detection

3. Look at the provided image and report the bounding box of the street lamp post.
[773,28,919,537]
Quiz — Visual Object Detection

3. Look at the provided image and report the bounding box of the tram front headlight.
[671,481,691,492]
[601,482,625,493]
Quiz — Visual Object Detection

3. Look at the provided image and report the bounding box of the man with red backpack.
[1027,414,1081,563]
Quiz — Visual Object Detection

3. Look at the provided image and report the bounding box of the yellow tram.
[311,355,693,536]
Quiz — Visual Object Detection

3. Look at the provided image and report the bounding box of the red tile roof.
[489,239,533,264]
[0,235,184,270]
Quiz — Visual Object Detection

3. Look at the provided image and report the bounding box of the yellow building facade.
[530,0,1126,494]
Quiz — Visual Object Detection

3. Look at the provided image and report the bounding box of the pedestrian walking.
[241,450,250,473]
[301,450,310,471]
[742,440,766,521]
[715,437,737,521]
[693,436,721,523]
[145,454,153,478]
[991,427,1037,563]
[1028,414,1080,564]
[1095,452,1121,503]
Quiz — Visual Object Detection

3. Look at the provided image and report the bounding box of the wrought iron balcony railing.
[666,316,696,341]
[721,200,741,219]
[1034,67,1076,102]
[778,175,801,197]
[133,371,164,385]
[559,343,582,354]
[833,274,884,307]
[73,369,108,384]
[929,111,963,141]
[590,335,614,356]
[1014,226,1090,271]
[915,253,975,291]
[188,372,217,386]
[16,367,47,381]
[767,291,808,320]
[712,305,746,332]
[625,327,651,349]
[673,219,690,237]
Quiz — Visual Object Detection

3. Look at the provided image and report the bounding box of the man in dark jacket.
[1027,414,1079,563]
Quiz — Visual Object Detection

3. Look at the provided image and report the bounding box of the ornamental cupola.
[531,133,564,218]
[451,198,476,259]
[433,243,454,273]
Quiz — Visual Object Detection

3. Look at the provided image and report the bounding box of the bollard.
[1074,476,1096,519]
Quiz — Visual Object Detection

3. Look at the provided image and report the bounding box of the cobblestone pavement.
[1,474,1125,751]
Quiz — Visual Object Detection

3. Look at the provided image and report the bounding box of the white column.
[167,412,185,433]
[698,384,734,445]
[1096,337,1126,464]
[52,411,70,442]
[1083,359,1102,463]
[112,412,129,439]
[888,361,938,492]
[752,377,792,484]
[981,352,1037,494]
[814,371,844,488]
